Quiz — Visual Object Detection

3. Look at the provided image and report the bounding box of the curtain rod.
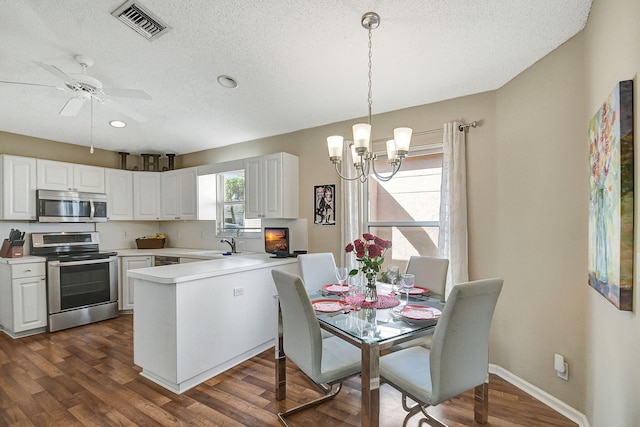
[370,120,478,144]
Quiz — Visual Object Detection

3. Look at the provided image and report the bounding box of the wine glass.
[387,266,400,294]
[401,273,415,306]
[335,267,349,287]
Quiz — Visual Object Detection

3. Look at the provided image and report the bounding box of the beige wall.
[493,25,589,411]
[582,0,640,425]
[491,0,640,421]
[1,131,122,168]
[180,92,496,264]
[0,131,149,170]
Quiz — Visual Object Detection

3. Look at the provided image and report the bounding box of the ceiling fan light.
[352,123,371,154]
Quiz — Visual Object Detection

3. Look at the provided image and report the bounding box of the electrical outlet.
[124,230,128,238]
[233,288,244,296]
[557,362,569,380]
[554,353,569,380]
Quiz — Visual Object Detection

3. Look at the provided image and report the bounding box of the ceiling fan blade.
[59,95,89,116]
[0,80,61,89]
[35,61,80,88]
[102,98,149,122]
[102,87,152,100]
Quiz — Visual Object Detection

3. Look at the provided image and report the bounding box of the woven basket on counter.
[136,238,166,249]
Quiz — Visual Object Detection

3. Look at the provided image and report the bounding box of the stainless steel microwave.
[36,190,107,222]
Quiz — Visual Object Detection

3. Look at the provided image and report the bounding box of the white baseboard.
[489,364,590,427]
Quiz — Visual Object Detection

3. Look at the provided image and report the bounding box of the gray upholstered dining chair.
[389,256,450,351]
[379,278,503,426]
[271,269,361,426]
[405,256,449,302]
[298,252,338,292]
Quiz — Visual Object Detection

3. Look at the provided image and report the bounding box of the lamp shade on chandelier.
[327,12,412,182]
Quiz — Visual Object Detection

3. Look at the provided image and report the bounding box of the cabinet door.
[36,159,74,191]
[133,172,161,220]
[120,256,153,310]
[177,167,198,219]
[12,275,47,332]
[262,153,283,218]
[105,169,134,220]
[73,164,105,193]
[160,171,179,220]
[244,157,262,219]
[1,155,37,220]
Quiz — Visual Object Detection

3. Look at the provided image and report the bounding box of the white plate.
[399,305,441,320]
[312,299,349,313]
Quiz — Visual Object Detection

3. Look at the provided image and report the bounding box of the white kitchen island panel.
[131,254,298,394]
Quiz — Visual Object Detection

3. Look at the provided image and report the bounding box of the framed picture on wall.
[314,184,336,225]
[588,79,634,311]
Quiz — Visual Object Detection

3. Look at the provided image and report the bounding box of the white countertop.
[0,255,46,265]
[127,252,297,284]
[115,247,252,259]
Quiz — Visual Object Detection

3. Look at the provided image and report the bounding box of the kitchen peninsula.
[128,253,298,394]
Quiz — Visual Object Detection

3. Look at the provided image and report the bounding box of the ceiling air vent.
[111,0,172,41]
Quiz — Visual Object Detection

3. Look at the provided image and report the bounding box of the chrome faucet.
[220,238,237,253]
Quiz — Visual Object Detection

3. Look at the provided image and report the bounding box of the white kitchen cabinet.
[36,159,105,193]
[105,168,134,220]
[119,255,153,311]
[132,256,299,393]
[0,260,47,338]
[133,172,161,220]
[0,155,37,220]
[160,167,198,220]
[245,152,299,219]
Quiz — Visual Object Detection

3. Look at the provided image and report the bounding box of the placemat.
[346,293,400,309]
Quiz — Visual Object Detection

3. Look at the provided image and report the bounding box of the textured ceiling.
[0,0,592,155]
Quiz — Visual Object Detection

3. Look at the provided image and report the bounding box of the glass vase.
[364,276,378,303]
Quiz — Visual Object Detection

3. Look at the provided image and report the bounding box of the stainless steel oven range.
[31,231,118,332]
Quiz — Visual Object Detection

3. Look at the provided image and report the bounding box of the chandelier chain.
[367,27,373,125]
[326,11,412,183]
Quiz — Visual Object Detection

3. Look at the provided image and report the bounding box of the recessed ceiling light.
[217,75,238,89]
[109,120,127,128]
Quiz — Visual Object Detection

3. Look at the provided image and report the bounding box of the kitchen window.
[366,146,443,269]
[217,170,261,236]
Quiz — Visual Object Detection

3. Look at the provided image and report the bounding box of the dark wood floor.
[0,315,577,426]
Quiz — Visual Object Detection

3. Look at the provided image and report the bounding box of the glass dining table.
[274,284,490,427]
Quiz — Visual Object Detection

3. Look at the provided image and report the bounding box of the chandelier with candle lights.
[327,12,412,183]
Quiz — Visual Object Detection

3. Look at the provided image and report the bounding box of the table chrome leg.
[361,342,380,427]
[276,300,286,401]
[474,382,489,423]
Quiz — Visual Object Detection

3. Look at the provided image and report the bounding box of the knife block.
[0,239,23,258]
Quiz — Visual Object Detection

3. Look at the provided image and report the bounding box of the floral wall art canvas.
[588,80,634,311]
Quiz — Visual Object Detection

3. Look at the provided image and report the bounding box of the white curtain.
[438,121,469,296]
[340,143,363,269]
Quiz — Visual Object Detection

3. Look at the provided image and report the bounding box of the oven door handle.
[49,257,114,267]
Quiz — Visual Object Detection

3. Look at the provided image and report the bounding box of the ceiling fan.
[0,55,152,122]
